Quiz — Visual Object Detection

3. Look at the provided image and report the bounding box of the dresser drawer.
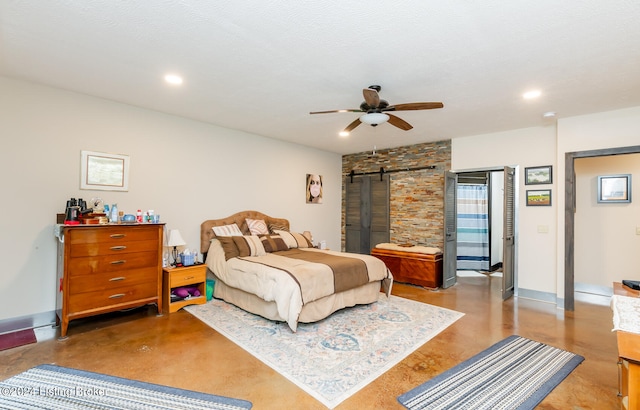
[69,267,159,293]
[170,267,206,288]
[70,239,159,257]
[67,227,159,245]
[68,283,158,312]
[68,251,158,276]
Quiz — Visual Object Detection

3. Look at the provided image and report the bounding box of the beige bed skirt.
[212,275,384,324]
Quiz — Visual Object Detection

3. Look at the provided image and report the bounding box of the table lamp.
[167,229,186,267]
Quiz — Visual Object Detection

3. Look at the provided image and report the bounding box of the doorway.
[455,171,504,272]
[564,145,640,310]
[443,166,516,301]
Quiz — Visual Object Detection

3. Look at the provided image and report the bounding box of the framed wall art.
[525,165,552,185]
[80,150,130,191]
[306,174,323,204]
[597,174,631,203]
[526,189,552,206]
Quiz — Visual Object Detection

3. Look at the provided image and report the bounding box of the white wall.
[0,76,342,321]
[557,107,640,298]
[452,126,558,295]
[574,154,640,290]
[453,106,640,305]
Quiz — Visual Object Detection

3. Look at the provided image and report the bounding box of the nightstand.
[162,264,207,313]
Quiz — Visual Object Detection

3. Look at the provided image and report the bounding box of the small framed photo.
[597,174,631,203]
[525,165,552,185]
[80,150,130,191]
[526,189,552,206]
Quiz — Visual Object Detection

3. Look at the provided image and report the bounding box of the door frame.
[564,145,640,310]
[445,165,518,297]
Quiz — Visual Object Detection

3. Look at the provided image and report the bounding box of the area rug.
[0,328,37,351]
[186,295,463,409]
[397,335,585,410]
[0,364,252,409]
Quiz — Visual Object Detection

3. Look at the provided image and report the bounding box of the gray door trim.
[564,145,640,311]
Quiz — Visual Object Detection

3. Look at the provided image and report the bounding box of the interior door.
[345,177,363,253]
[502,166,516,300]
[370,175,390,248]
[442,171,458,288]
[345,175,390,254]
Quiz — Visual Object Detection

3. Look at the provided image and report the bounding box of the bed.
[201,211,392,331]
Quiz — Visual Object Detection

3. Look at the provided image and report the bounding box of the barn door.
[345,175,389,254]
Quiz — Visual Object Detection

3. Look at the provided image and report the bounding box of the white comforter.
[206,239,390,331]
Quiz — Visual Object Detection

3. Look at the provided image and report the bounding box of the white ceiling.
[2,1,640,155]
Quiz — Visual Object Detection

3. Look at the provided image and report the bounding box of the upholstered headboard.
[200,210,290,254]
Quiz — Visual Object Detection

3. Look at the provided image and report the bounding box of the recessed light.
[542,111,556,118]
[339,131,350,137]
[164,74,183,85]
[523,90,542,100]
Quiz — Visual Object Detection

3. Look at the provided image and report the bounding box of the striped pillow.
[246,218,269,235]
[268,222,289,233]
[274,230,313,249]
[259,234,289,253]
[212,223,243,237]
[232,235,266,257]
[216,237,240,260]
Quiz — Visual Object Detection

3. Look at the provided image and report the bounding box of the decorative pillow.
[274,230,313,248]
[212,223,243,237]
[259,234,289,253]
[233,235,266,257]
[268,222,289,234]
[246,218,269,235]
[216,237,240,260]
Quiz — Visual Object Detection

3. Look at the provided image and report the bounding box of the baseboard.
[0,311,56,336]
[517,288,557,304]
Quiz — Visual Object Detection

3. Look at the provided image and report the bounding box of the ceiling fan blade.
[362,88,380,108]
[387,102,444,111]
[387,114,413,131]
[310,109,362,114]
[343,118,362,133]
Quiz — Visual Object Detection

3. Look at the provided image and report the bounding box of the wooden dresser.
[56,224,164,338]
[613,282,640,410]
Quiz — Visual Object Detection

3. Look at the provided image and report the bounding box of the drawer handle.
[110,234,126,239]
[109,276,126,282]
[110,260,127,265]
[109,293,125,299]
[183,276,195,280]
[110,246,127,251]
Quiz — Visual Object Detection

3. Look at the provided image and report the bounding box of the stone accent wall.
[341,140,451,251]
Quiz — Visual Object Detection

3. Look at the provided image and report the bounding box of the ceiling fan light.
[360,112,389,125]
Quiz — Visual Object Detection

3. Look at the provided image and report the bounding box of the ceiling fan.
[310,85,443,134]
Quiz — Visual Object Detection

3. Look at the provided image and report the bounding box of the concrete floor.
[0,276,620,409]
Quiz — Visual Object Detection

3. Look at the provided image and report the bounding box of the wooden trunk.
[371,248,443,289]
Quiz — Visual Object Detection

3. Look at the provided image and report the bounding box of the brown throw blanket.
[273,249,370,293]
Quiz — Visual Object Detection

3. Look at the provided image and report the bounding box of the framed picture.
[526,189,552,206]
[597,174,631,203]
[80,150,130,191]
[525,165,552,185]
[306,174,323,204]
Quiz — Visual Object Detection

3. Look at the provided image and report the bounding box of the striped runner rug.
[0,364,252,409]
[398,335,584,410]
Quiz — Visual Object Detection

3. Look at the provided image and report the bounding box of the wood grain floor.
[0,275,620,409]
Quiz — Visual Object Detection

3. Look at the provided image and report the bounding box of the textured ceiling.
[2,1,640,154]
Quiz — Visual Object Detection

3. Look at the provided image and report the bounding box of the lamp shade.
[167,229,186,247]
[360,112,389,125]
